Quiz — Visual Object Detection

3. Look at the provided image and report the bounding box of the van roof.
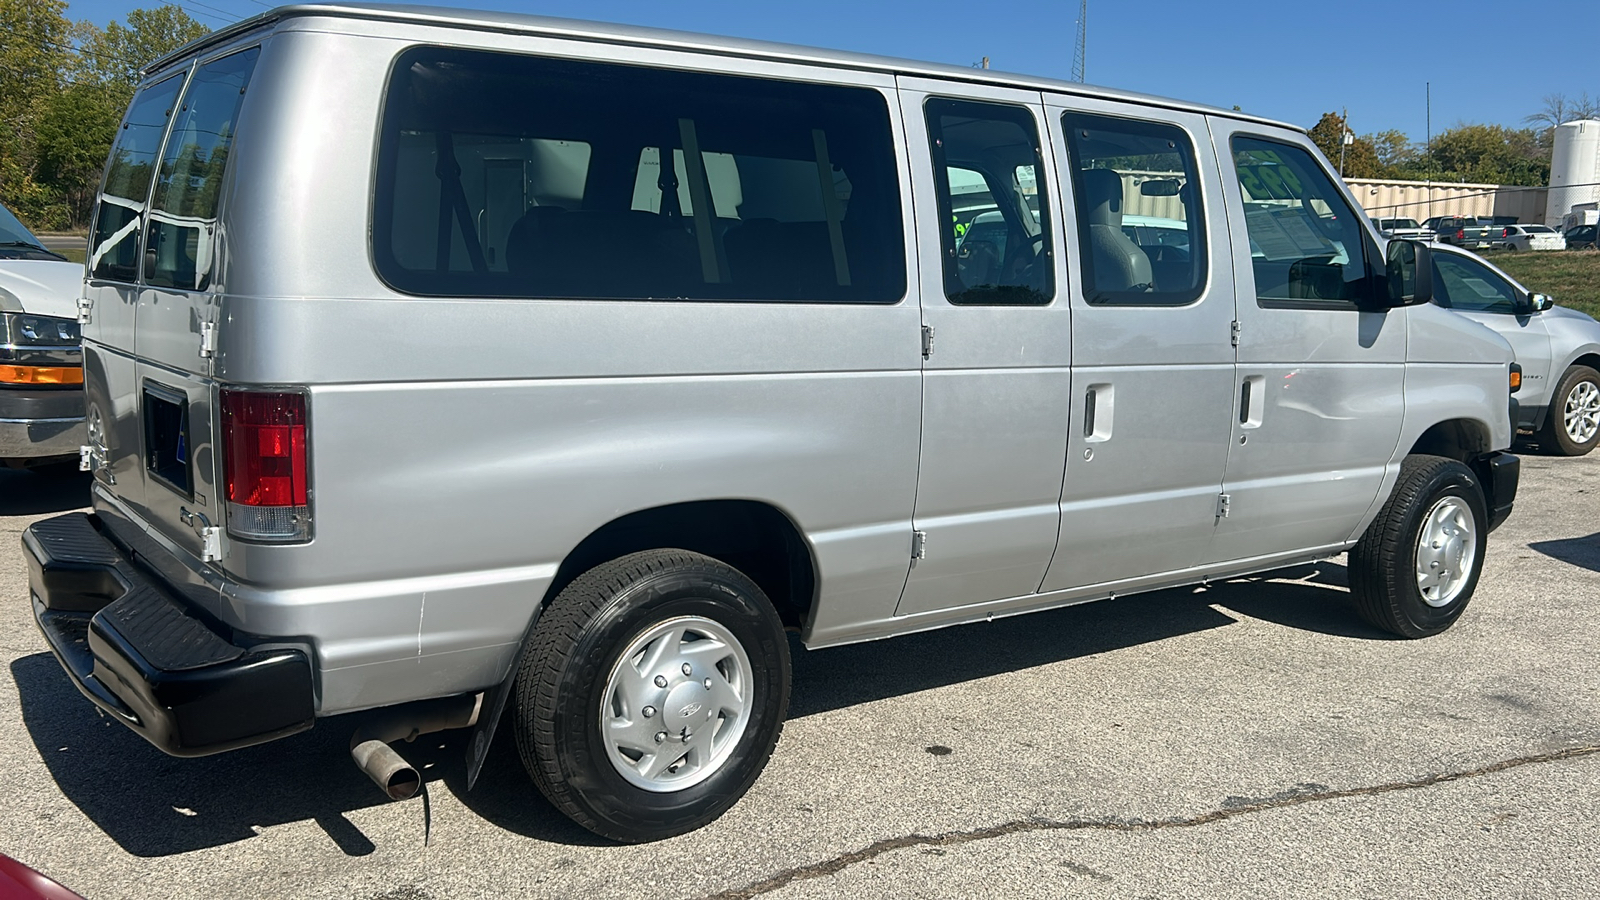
[149,2,1301,134]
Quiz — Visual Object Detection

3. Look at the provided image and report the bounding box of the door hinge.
[911,529,927,561]
[200,526,223,562]
[921,324,935,359]
[76,295,92,325]
[199,321,218,358]
[1230,320,1241,347]
[1216,493,1231,518]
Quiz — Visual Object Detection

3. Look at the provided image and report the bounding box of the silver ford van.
[25,3,1522,842]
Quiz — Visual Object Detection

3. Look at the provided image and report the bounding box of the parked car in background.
[1566,224,1598,250]
[1493,224,1565,252]
[1425,215,1495,249]
[1373,217,1431,239]
[0,202,85,472]
[1429,243,1600,455]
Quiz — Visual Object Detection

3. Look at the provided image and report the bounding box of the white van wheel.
[513,549,790,842]
[1347,455,1488,638]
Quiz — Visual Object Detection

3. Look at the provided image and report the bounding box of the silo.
[1546,120,1600,226]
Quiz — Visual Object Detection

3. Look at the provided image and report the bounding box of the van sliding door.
[892,79,1072,618]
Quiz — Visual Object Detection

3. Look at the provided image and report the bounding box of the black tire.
[513,549,790,842]
[1348,455,1488,638]
[1537,365,1600,457]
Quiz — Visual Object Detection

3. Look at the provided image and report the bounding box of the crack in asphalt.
[700,744,1600,900]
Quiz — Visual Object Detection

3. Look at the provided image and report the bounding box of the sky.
[61,0,1600,143]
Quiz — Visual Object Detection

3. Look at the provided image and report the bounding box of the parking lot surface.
[3,454,1598,899]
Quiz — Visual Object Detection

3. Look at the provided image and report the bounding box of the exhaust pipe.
[350,693,482,800]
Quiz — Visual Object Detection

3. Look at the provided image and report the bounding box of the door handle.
[1239,375,1265,428]
[1084,383,1113,442]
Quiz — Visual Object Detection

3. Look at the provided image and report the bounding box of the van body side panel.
[892,79,1072,617]
[193,27,924,712]
[1205,120,1407,564]
[1039,97,1235,592]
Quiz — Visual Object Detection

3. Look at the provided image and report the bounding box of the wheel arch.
[1408,417,1494,463]
[541,499,817,632]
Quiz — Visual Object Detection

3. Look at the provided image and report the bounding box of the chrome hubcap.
[1563,380,1600,445]
[1415,496,1476,608]
[599,615,751,792]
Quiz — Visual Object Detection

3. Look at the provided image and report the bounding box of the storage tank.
[1546,120,1600,226]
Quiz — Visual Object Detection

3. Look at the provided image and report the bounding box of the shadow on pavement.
[10,653,599,857]
[1205,562,1396,640]
[14,563,1379,853]
[1529,532,1600,573]
[0,469,91,517]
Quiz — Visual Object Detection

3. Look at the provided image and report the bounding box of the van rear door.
[131,47,261,559]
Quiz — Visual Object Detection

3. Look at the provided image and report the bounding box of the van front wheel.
[513,549,791,842]
[1348,455,1488,638]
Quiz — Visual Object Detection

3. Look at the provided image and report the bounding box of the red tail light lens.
[1456,229,1465,240]
[221,389,310,541]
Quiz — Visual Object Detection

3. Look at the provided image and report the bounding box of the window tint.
[144,48,260,291]
[374,47,906,303]
[925,99,1053,305]
[1232,136,1374,308]
[1063,113,1206,306]
[89,73,186,282]
[1432,254,1518,314]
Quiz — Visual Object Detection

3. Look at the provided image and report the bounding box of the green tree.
[0,0,75,227]
[34,82,124,227]
[1364,129,1417,172]
[1428,123,1548,185]
[1308,112,1383,179]
[74,4,208,106]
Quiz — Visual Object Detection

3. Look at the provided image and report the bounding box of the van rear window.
[373,47,907,303]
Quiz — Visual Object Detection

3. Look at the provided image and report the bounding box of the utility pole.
[1071,0,1088,83]
[1426,82,1433,220]
[1339,106,1351,177]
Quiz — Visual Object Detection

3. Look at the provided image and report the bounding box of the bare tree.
[1525,92,1600,131]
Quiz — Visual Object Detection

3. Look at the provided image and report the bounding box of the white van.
[26,3,1521,842]
[0,202,85,470]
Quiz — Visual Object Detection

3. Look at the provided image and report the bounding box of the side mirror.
[1530,292,1554,312]
[1384,239,1433,307]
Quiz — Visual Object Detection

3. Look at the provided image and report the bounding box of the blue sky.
[64,0,1600,143]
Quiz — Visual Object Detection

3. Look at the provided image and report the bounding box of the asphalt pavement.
[2,453,1597,899]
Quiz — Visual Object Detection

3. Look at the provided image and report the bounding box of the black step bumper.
[23,513,314,757]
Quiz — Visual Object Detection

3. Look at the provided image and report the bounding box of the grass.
[56,247,85,264]
[1478,249,1600,320]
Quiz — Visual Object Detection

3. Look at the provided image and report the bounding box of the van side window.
[924,99,1053,306]
[1431,253,1518,314]
[1062,113,1206,306]
[144,47,261,292]
[1231,136,1375,308]
[374,47,906,303]
[88,73,187,283]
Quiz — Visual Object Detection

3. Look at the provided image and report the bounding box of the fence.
[1344,178,1548,224]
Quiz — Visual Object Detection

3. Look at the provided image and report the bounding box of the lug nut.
[642,706,656,718]
[703,678,712,689]
[654,731,667,743]
[682,663,693,676]
[654,675,668,688]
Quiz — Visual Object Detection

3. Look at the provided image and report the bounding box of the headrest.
[1082,168,1125,228]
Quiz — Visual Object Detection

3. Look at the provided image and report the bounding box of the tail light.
[1456,229,1465,240]
[220,388,311,542]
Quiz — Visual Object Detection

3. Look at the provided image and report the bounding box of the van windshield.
[373,47,906,303]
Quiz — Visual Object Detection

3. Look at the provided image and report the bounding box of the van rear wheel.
[1348,455,1488,638]
[513,549,790,842]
